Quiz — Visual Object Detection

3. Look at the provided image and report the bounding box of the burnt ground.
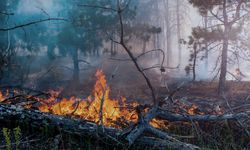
[173,81,250,114]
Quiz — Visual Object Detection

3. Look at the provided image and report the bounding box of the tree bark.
[204,13,209,71]
[72,49,79,84]
[192,43,197,81]
[218,0,229,95]
[218,34,229,95]
[142,40,147,53]
[164,0,171,67]
[176,0,182,67]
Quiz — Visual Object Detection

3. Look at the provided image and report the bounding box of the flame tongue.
[0,92,5,102]
[38,69,138,127]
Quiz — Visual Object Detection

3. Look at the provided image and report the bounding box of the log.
[0,104,200,150]
[156,109,250,122]
[0,104,119,138]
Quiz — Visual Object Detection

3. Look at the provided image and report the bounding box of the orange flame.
[38,69,138,127]
[187,104,198,115]
[0,90,9,102]
[0,92,5,102]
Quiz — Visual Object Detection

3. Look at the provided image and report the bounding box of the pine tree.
[188,0,250,94]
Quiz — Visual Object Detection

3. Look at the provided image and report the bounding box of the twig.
[222,95,250,137]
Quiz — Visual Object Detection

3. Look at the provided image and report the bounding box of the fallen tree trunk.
[156,109,250,122]
[0,104,200,150]
[1,102,249,150]
[125,107,250,147]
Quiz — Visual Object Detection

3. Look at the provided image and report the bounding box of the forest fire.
[37,69,139,127]
[1,0,250,148]
[0,69,207,128]
[0,69,204,129]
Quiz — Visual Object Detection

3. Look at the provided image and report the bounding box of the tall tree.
[164,0,172,67]
[0,0,18,81]
[188,0,250,94]
[176,0,182,66]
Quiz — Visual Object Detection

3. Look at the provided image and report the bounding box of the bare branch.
[0,18,67,32]
[78,4,117,12]
[0,11,14,16]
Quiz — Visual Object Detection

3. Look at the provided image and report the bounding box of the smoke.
[3,0,249,90]
[17,0,63,16]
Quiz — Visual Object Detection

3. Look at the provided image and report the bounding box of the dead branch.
[156,109,250,122]
[222,95,250,137]
[116,1,157,106]
[0,103,200,150]
[78,4,117,12]
[0,11,14,16]
[0,18,67,32]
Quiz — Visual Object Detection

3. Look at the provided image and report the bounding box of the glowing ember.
[0,90,9,102]
[187,104,198,115]
[0,92,5,102]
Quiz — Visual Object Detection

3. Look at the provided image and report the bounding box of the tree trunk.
[142,40,147,53]
[192,43,197,81]
[204,14,209,71]
[72,49,79,84]
[164,0,171,67]
[218,37,228,95]
[218,0,229,95]
[111,35,114,56]
[166,1,171,67]
[176,0,182,67]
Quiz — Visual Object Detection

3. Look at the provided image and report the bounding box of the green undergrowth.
[0,121,249,150]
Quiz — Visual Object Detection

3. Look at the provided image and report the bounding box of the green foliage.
[188,0,223,15]
[191,25,242,43]
[57,0,139,56]
[124,23,161,42]
[3,128,11,150]
[188,0,247,43]
[2,127,22,150]
[14,126,21,150]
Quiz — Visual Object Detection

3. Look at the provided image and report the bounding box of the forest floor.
[175,81,250,113]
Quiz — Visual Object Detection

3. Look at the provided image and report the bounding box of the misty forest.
[0,0,250,150]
